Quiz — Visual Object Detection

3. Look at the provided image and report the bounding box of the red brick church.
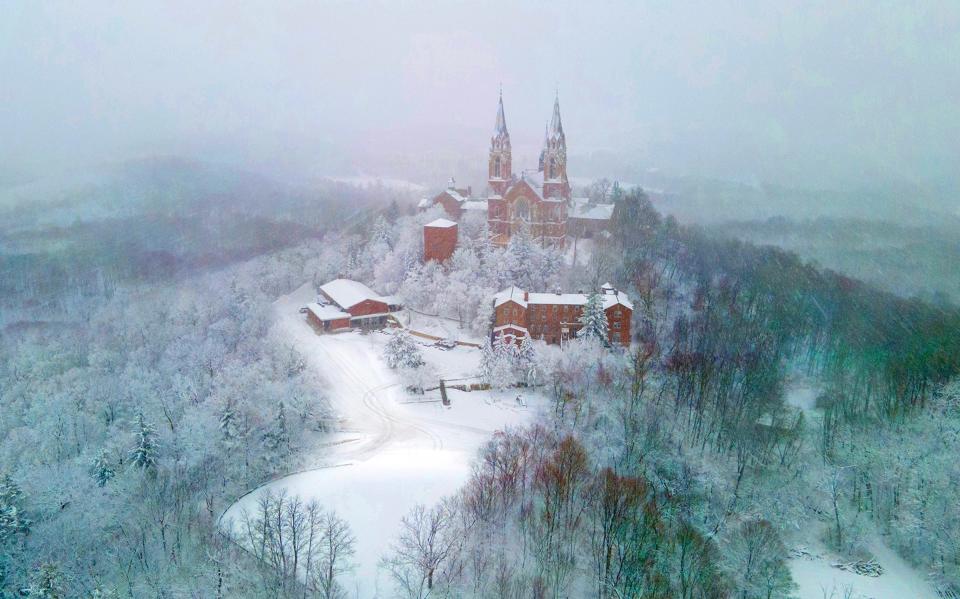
[419,92,612,247]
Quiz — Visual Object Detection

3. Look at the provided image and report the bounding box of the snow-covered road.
[221,284,543,597]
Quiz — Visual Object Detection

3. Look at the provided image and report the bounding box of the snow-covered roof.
[495,285,633,312]
[570,198,614,220]
[417,197,432,209]
[528,293,588,306]
[320,279,389,310]
[425,218,457,228]
[306,303,351,321]
[462,199,488,211]
[494,286,527,308]
[601,289,633,311]
[444,188,468,203]
[493,324,528,334]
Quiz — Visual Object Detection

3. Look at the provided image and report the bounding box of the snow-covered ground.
[782,378,942,598]
[789,538,940,599]
[221,284,545,597]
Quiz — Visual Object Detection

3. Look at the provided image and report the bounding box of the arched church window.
[494,156,501,178]
[549,157,557,179]
[514,197,529,221]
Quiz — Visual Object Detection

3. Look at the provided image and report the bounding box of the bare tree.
[382,501,461,598]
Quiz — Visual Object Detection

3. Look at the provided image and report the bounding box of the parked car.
[435,339,457,350]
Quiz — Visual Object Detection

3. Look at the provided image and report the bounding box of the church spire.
[494,88,508,137]
[488,89,512,194]
[548,92,564,138]
[542,91,569,199]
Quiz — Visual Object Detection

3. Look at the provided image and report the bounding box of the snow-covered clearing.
[789,538,940,599]
[221,284,545,597]
[782,377,942,599]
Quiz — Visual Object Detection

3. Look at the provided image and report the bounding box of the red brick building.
[492,283,632,346]
[418,92,613,247]
[423,218,458,263]
[305,278,402,332]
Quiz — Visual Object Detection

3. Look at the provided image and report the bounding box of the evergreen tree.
[0,473,30,545]
[383,330,424,370]
[263,401,291,458]
[218,398,239,444]
[27,563,66,599]
[515,334,538,385]
[370,215,393,250]
[478,338,498,385]
[578,292,609,347]
[89,449,115,488]
[129,412,159,472]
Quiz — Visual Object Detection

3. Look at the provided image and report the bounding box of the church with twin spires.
[420,92,611,247]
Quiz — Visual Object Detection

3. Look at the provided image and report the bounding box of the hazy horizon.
[3,2,960,197]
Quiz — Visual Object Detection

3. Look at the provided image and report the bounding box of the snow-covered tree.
[384,330,424,370]
[370,215,394,250]
[27,563,67,599]
[263,401,291,459]
[129,412,159,472]
[578,292,609,347]
[515,334,540,386]
[0,473,30,545]
[90,449,115,488]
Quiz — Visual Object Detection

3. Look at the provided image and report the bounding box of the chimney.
[524,291,529,301]
[447,177,456,189]
[467,185,473,196]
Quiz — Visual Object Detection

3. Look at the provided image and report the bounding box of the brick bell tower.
[488,90,512,196]
[540,92,571,200]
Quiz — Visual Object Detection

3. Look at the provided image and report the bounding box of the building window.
[614,321,621,330]
[494,156,501,178]
[514,197,529,221]
[615,309,622,318]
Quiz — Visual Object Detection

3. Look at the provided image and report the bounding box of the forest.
[2,168,960,597]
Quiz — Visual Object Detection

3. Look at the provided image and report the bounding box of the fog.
[3,1,959,196]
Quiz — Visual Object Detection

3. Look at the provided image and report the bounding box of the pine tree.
[478,338,498,385]
[384,330,424,370]
[370,215,393,250]
[129,412,159,472]
[90,449,115,488]
[218,398,238,443]
[0,473,30,544]
[515,334,538,385]
[578,292,609,347]
[27,563,66,599]
[263,401,290,458]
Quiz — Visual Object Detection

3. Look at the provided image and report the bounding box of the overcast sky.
[2,1,959,193]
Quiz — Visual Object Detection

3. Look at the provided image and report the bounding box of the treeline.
[613,189,960,423]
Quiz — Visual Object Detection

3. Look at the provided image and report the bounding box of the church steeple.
[488,89,512,195]
[542,92,569,199]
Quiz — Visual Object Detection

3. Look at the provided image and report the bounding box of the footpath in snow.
[221,284,545,598]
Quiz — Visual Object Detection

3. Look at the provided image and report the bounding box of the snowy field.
[221,284,546,597]
[789,538,940,599]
